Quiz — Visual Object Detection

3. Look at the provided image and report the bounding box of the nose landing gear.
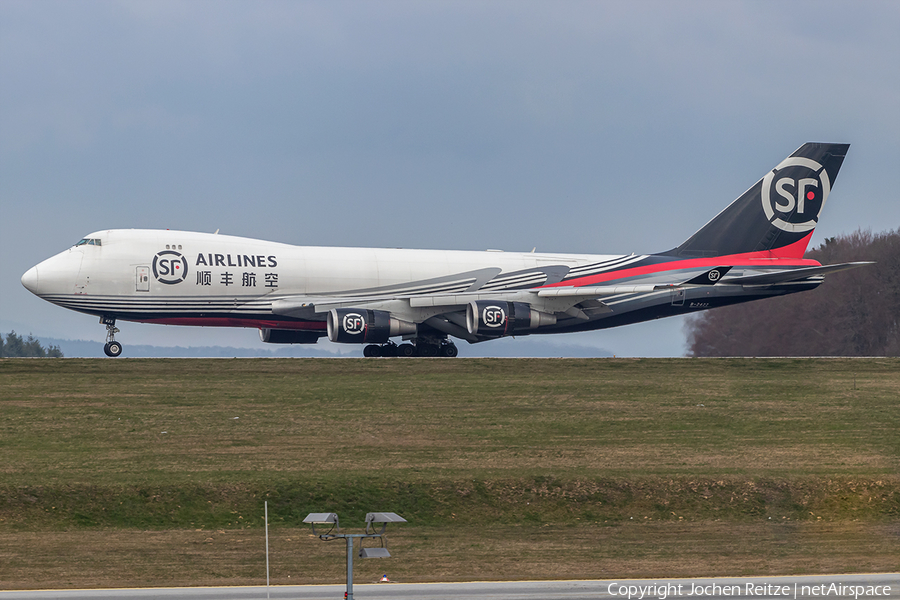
[101,316,123,357]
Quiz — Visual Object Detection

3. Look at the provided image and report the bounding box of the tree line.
[686,228,900,357]
[0,332,64,358]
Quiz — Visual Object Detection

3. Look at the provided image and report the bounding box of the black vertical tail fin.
[669,143,850,259]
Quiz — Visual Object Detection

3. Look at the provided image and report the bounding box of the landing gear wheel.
[416,343,439,357]
[380,342,399,357]
[363,344,382,358]
[104,341,123,357]
[101,316,123,357]
[398,343,416,357]
[440,343,459,358]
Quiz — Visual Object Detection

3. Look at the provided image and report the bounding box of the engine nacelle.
[259,328,324,344]
[327,308,417,344]
[466,301,556,337]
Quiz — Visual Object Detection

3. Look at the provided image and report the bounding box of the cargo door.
[136,266,150,292]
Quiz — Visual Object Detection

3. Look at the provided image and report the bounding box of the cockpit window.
[75,238,102,247]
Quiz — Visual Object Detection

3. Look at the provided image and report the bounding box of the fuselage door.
[136,266,150,292]
[671,287,685,307]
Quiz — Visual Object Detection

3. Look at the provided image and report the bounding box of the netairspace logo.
[606,581,892,600]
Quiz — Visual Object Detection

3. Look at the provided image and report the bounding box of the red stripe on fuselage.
[543,233,819,288]
[132,317,327,330]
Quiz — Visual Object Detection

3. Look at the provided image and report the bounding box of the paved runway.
[2,574,898,600]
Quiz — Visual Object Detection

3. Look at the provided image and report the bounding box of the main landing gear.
[101,316,123,357]
[362,339,459,358]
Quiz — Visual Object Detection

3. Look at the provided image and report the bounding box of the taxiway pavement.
[1,574,898,600]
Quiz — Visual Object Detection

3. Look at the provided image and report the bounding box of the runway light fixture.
[304,511,406,600]
[303,512,339,536]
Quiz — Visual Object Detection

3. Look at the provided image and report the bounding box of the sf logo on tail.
[775,177,818,213]
[761,157,831,233]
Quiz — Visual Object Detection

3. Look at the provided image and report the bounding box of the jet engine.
[327,308,417,344]
[259,328,324,344]
[466,300,556,337]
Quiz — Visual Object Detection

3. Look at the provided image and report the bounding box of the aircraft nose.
[21,265,40,295]
[21,249,84,297]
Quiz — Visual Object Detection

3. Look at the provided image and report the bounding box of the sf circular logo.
[342,312,366,335]
[152,250,188,285]
[707,269,721,282]
[761,157,831,233]
[482,305,507,328]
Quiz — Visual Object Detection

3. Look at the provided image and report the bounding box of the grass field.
[1,358,898,589]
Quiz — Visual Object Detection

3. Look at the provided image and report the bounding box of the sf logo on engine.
[342,312,366,335]
[152,251,188,285]
[482,305,506,328]
[760,157,831,233]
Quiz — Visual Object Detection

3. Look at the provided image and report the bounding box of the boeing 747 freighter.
[22,143,869,357]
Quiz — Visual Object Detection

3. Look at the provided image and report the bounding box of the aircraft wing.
[413,284,661,304]
[269,261,873,346]
[271,262,871,320]
[272,284,663,317]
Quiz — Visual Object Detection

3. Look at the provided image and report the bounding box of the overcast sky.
[1,0,898,356]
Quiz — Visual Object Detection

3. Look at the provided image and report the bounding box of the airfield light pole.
[303,512,406,600]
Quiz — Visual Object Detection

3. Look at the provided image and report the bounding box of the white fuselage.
[24,229,622,298]
[22,229,642,333]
